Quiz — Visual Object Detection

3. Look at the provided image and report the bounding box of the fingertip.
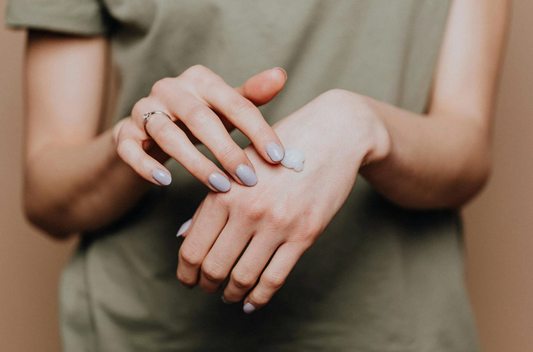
[272,67,287,80]
[243,302,257,314]
[221,295,233,305]
[152,169,172,186]
[236,164,258,186]
[266,142,285,163]
[209,173,231,192]
[176,218,192,237]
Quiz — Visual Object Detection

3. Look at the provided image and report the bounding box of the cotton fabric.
[6,1,479,351]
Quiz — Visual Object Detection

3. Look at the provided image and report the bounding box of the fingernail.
[176,218,192,237]
[209,173,231,192]
[273,67,287,79]
[243,302,256,314]
[267,142,284,162]
[221,296,232,304]
[236,165,258,186]
[152,169,172,186]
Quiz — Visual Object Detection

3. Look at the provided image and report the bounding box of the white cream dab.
[281,146,305,172]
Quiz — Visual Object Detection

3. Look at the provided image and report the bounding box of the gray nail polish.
[221,296,232,304]
[243,303,256,314]
[153,169,172,186]
[236,165,258,186]
[209,173,231,192]
[267,143,284,162]
[176,219,192,237]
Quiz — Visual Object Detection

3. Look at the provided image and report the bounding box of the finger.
[117,137,172,186]
[221,234,282,303]
[235,67,287,106]
[198,219,257,294]
[177,196,228,287]
[164,92,259,187]
[202,74,286,164]
[242,242,305,314]
[216,67,287,135]
[176,199,205,238]
[144,111,234,192]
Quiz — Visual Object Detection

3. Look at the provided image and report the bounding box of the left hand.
[176,89,391,312]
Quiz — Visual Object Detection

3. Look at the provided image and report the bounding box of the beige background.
[0,1,531,351]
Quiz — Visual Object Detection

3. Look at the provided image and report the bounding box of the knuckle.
[154,125,177,146]
[150,77,174,96]
[287,211,322,247]
[228,95,255,117]
[131,97,151,119]
[240,199,265,222]
[180,245,203,267]
[201,261,226,282]
[186,155,205,174]
[250,293,270,307]
[217,142,240,164]
[266,205,291,227]
[184,104,210,126]
[176,275,195,287]
[304,212,324,238]
[262,273,285,290]
[231,271,255,290]
[199,282,219,294]
[252,124,273,143]
[183,65,213,83]
[139,157,154,173]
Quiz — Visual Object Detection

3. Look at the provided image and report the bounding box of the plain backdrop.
[1,1,532,351]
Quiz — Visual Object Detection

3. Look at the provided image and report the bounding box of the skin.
[22,0,509,311]
[177,0,511,311]
[23,31,286,237]
[116,64,287,190]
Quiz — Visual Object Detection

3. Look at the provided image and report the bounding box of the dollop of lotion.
[281,146,305,172]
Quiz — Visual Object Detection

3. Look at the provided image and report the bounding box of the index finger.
[201,73,286,164]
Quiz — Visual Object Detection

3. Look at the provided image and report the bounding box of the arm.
[176,0,511,311]
[23,31,287,239]
[23,31,149,239]
[360,0,510,208]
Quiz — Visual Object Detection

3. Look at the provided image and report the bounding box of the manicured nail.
[243,302,256,314]
[267,143,284,162]
[209,173,231,192]
[152,169,172,186]
[176,219,192,237]
[273,67,287,79]
[236,165,258,186]
[221,296,232,304]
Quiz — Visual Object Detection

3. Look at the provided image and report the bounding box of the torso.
[59,1,479,350]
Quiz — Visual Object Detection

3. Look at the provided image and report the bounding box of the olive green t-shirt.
[6,1,479,351]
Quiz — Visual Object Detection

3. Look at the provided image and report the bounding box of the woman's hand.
[176,89,391,312]
[114,65,287,191]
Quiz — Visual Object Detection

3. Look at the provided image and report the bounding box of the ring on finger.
[143,111,173,137]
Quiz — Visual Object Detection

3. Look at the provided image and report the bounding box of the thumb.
[235,67,287,106]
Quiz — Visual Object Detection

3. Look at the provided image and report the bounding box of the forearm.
[358,0,509,209]
[24,128,151,238]
[359,95,491,209]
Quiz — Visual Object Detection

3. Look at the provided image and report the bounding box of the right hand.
[114,65,287,191]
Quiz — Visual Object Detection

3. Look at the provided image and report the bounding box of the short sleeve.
[5,0,110,35]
